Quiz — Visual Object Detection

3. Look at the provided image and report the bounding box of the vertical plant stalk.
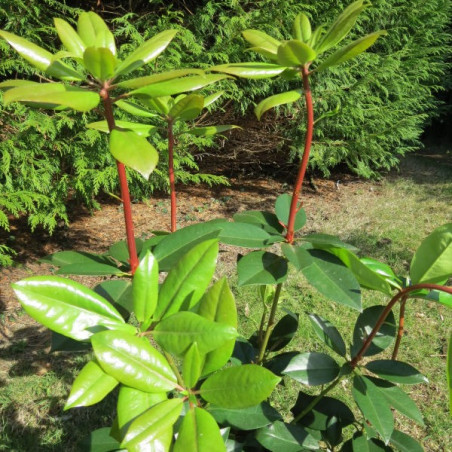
[285,65,314,244]
[168,119,177,232]
[257,283,283,364]
[101,87,139,274]
[392,294,408,360]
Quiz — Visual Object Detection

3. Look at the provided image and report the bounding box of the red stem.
[285,65,314,244]
[392,294,408,360]
[168,119,177,232]
[350,284,452,368]
[101,87,139,274]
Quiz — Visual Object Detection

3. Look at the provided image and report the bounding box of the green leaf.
[209,402,282,430]
[343,434,392,452]
[282,352,340,386]
[275,193,306,230]
[87,120,156,137]
[56,262,122,276]
[198,278,238,376]
[410,223,452,284]
[242,29,281,57]
[65,360,118,409]
[219,222,280,248]
[77,12,115,55]
[114,30,177,77]
[365,360,428,385]
[186,125,240,137]
[12,276,130,341]
[121,399,182,451]
[256,421,319,451]
[201,364,280,408]
[389,430,423,452]
[50,332,91,352]
[211,63,286,79]
[237,251,288,286]
[360,258,401,289]
[351,306,396,357]
[293,13,312,42]
[448,334,452,413]
[133,251,159,326]
[0,80,39,90]
[203,90,224,107]
[255,90,302,120]
[154,312,237,357]
[94,280,133,318]
[169,93,204,121]
[352,375,394,444]
[131,74,228,98]
[109,129,158,179]
[78,427,121,452]
[307,313,346,357]
[233,210,284,235]
[174,407,226,452]
[314,31,386,72]
[115,99,157,118]
[410,288,452,309]
[155,239,218,319]
[91,330,178,392]
[277,40,317,66]
[0,30,83,81]
[83,47,116,81]
[283,246,361,310]
[315,0,368,54]
[268,312,299,352]
[108,238,144,264]
[40,250,114,267]
[367,377,424,425]
[182,342,202,388]
[153,220,224,271]
[54,18,86,58]
[117,387,167,436]
[3,83,99,112]
[302,233,358,252]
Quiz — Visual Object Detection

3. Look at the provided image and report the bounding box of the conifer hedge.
[0,0,450,265]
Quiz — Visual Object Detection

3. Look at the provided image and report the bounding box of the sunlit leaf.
[115,68,204,89]
[77,12,115,55]
[365,360,428,385]
[54,18,86,58]
[277,40,316,66]
[211,63,286,79]
[255,90,302,120]
[242,29,281,57]
[83,46,116,81]
[186,125,240,137]
[169,93,204,121]
[87,120,156,137]
[293,13,312,42]
[237,251,288,286]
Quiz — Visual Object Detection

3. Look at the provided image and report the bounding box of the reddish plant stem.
[168,119,177,232]
[100,87,139,274]
[285,65,313,244]
[350,283,452,368]
[392,294,408,360]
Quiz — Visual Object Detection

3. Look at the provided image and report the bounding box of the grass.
[0,149,451,450]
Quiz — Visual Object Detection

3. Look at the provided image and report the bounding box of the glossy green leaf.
[91,330,178,392]
[78,427,121,452]
[57,262,122,276]
[133,251,159,325]
[256,421,319,451]
[182,342,202,388]
[448,333,452,413]
[50,332,91,352]
[211,63,286,79]
[169,93,204,121]
[275,193,306,230]
[268,312,299,352]
[198,277,238,376]
[155,239,218,319]
[108,238,143,264]
[3,83,99,112]
[315,31,386,72]
[201,364,280,408]
[0,30,83,81]
[283,245,361,310]
[242,29,280,57]
[186,124,240,137]
[368,377,424,425]
[54,18,86,58]
[117,386,167,435]
[109,129,158,179]
[237,251,288,286]
[153,220,224,271]
[115,99,156,118]
[115,68,204,89]
[365,360,428,385]
[410,223,452,284]
[255,90,302,120]
[94,280,133,318]
[203,90,224,107]
[65,360,118,409]
[233,210,284,235]
[141,96,171,115]
[12,276,130,341]
[174,407,226,452]
[83,47,116,81]
[121,399,182,451]
[293,13,312,42]
[302,233,358,251]
[209,402,282,430]
[316,0,368,54]
[77,12,115,55]
[351,306,396,357]
[307,313,346,357]
[219,222,279,248]
[352,375,394,444]
[265,352,299,377]
[282,352,340,386]
[410,288,452,309]
[154,311,237,357]
[277,40,316,66]
[360,257,401,289]
[343,434,392,452]
[40,250,114,267]
[389,430,423,452]
[114,30,177,77]
[87,120,156,137]
[0,79,39,90]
